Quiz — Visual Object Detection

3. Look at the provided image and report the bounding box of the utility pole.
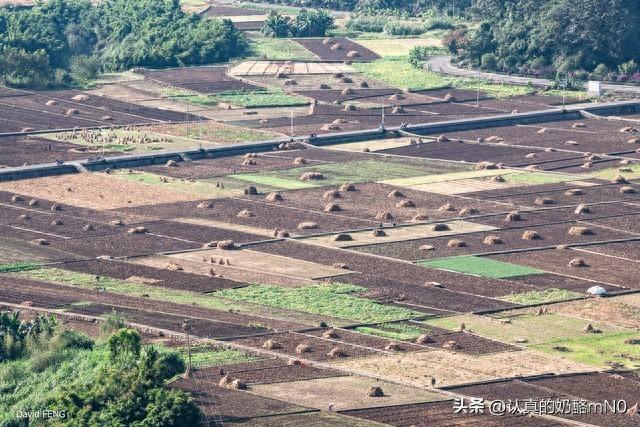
[290,110,294,141]
[476,67,481,108]
[380,97,385,130]
[181,320,193,378]
[185,104,190,138]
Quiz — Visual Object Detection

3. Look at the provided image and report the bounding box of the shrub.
[384,20,426,36]
[423,16,455,31]
[481,53,498,70]
[345,14,385,32]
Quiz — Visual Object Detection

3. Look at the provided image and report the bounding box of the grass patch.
[424,312,628,345]
[209,89,309,108]
[0,261,40,273]
[419,256,545,279]
[356,37,445,57]
[504,171,585,185]
[353,57,533,98]
[591,163,640,181]
[232,158,470,189]
[249,37,317,60]
[499,288,583,305]
[177,346,255,369]
[162,87,217,106]
[216,283,420,323]
[533,332,640,368]
[355,323,427,341]
[111,170,281,197]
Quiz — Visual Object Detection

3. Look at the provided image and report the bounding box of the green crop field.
[418,256,545,279]
[354,322,430,341]
[500,288,583,305]
[209,89,310,108]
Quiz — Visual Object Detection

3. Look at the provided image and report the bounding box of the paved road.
[425,55,640,95]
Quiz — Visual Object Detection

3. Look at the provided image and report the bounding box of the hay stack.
[342,87,354,95]
[581,162,593,169]
[263,339,281,350]
[322,38,333,45]
[475,161,497,170]
[127,226,147,235]
[375,211,393,221]
[492,175,506,183]
[612,175,629,184]
[217,240,236,250]
[50,204,62,211]
[10,195,23,202]
[284,79,297,86]
[359,81,369,88]
[620,186,636,194]
[447,239,466,248]
[416,334,435,344]
[321,123,341,131]
[319,83,331,89]
[483,235,503,245]
[569,258,588,267]
[438,203,455,212]
[436,134,449,143]
[534,197,555,206]
[384,342,401,351]
[419,244,435,251]
[276,229,290,238]
[443,93,456,102]
[505,212,522,222]
[51,219,63,226]
[46,100,58,106]
[568,226,593,236]
[237,209,255,218]
[297,222,318,230]
[32,239,49,246]
[442,340,461,350]
[109,219,124,226]
[333,118,347,124]
[323,190,341,200]
[164,261,183,271]
[65,108,79,116]
[343,103,357,111]
[333,72,344,79]
[299,172,324,181]
[431,223,449,231]
[101,115,113,121]
[392,106,405,114]
[564,188,584,196]
[367,386,384,397]
[565,140,579,146]
[166,159,179,168]
[19,214,30,220]
[330,43,342,51]
[197,201,213,209]
[525,153,538,159]
[333,262,349,269]
[388,93,405,101]
[387,190,404,198]
[620,126,638,133]
[324,203,342,212]
[396,199,415,208]
[572,122,586,128]
[71,94,89,102]
[485,136,503,142]
[522,230,541,240]
[322,329,338,338]
[244,186,258,195]
[242,158,257,166]
[458,207,478,216]
[295,343,311,354]
[574,204,591,214]
[266,192,284,201]
[341,76,353,83]
[334,233,353,242]
[327,347,347,357]
[627,137,640,144]
[340,183,356,192]
[28,199,39,206]
[372,228,386,237]
[412,212,429,221]
[21,127,34,133]
[346,50,361,58]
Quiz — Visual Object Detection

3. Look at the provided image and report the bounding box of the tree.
[107,328,141,364]
[262,11,292,38]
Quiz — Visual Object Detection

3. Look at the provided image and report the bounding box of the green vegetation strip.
[208,89,309,108]
[499,288,584,305]
[353,57,534,98]
[418,256,545,279]
[0,262,40,273]
[354,323,427,341]
[176,346,255,369]
[216,283,421,323]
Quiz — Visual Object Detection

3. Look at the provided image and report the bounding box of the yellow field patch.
[330,137,415,153]
[250,376,444,410]
[175,218,276,238]
[337,349,597,388]
[357,38,443,57]
[410,177,523,195]
[380,169,511,187]
[299,220,496,248]
[230,61,354,76]
[0,173,198,210]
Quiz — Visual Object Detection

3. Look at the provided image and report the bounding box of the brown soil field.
[509,273,626,294]
[193,359,346,385]
[448,378,567,401]
[547,297,640,329]
[352,222,635,262]
[590,213,640,234]
[486,183,640,207]
[61,259,245,293]
[0,135,113,167]
[337,348,596,388]
[133,219,267,244]
[251,376,444,411]
[294,88,401,104]
[573,240,640,261]
[171,378,313,420]
[225,332,380,362]
[136,66,259,94]
[0,173,202,210]
[490,249,640,289]
[0,276,79,308]
[226,411,383,427]
[251,240,520,312]
[341,399,567,426]
[293,38,380,62]
[302,327,424,352]
[0,235,79,264]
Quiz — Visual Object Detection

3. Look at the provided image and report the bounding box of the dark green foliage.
[0,311,57,361]
[454,0,640,77]
[107,327,141,363]
[0,0,247,88]
[262,9,334,38]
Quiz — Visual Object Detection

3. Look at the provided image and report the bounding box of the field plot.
[337,348,595,388]
[357,38,443,57]
[251,376,444,411]
[0,236,77,264]
[228,412,383,427]
[0,135,111,167]
[425,311,630,345]
[491,249,640,289]
[135,65,259,94]
[230,61,355,77]
[293,38,380,62]
[342,400,561,427]
[419,256,544,279]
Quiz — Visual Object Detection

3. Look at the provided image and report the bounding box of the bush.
[384,20,426,36]
[345,14,385,32]
[423,16,455,30]
[592,63,609,79]
[70,55,102,83]
[481,53,498,70]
